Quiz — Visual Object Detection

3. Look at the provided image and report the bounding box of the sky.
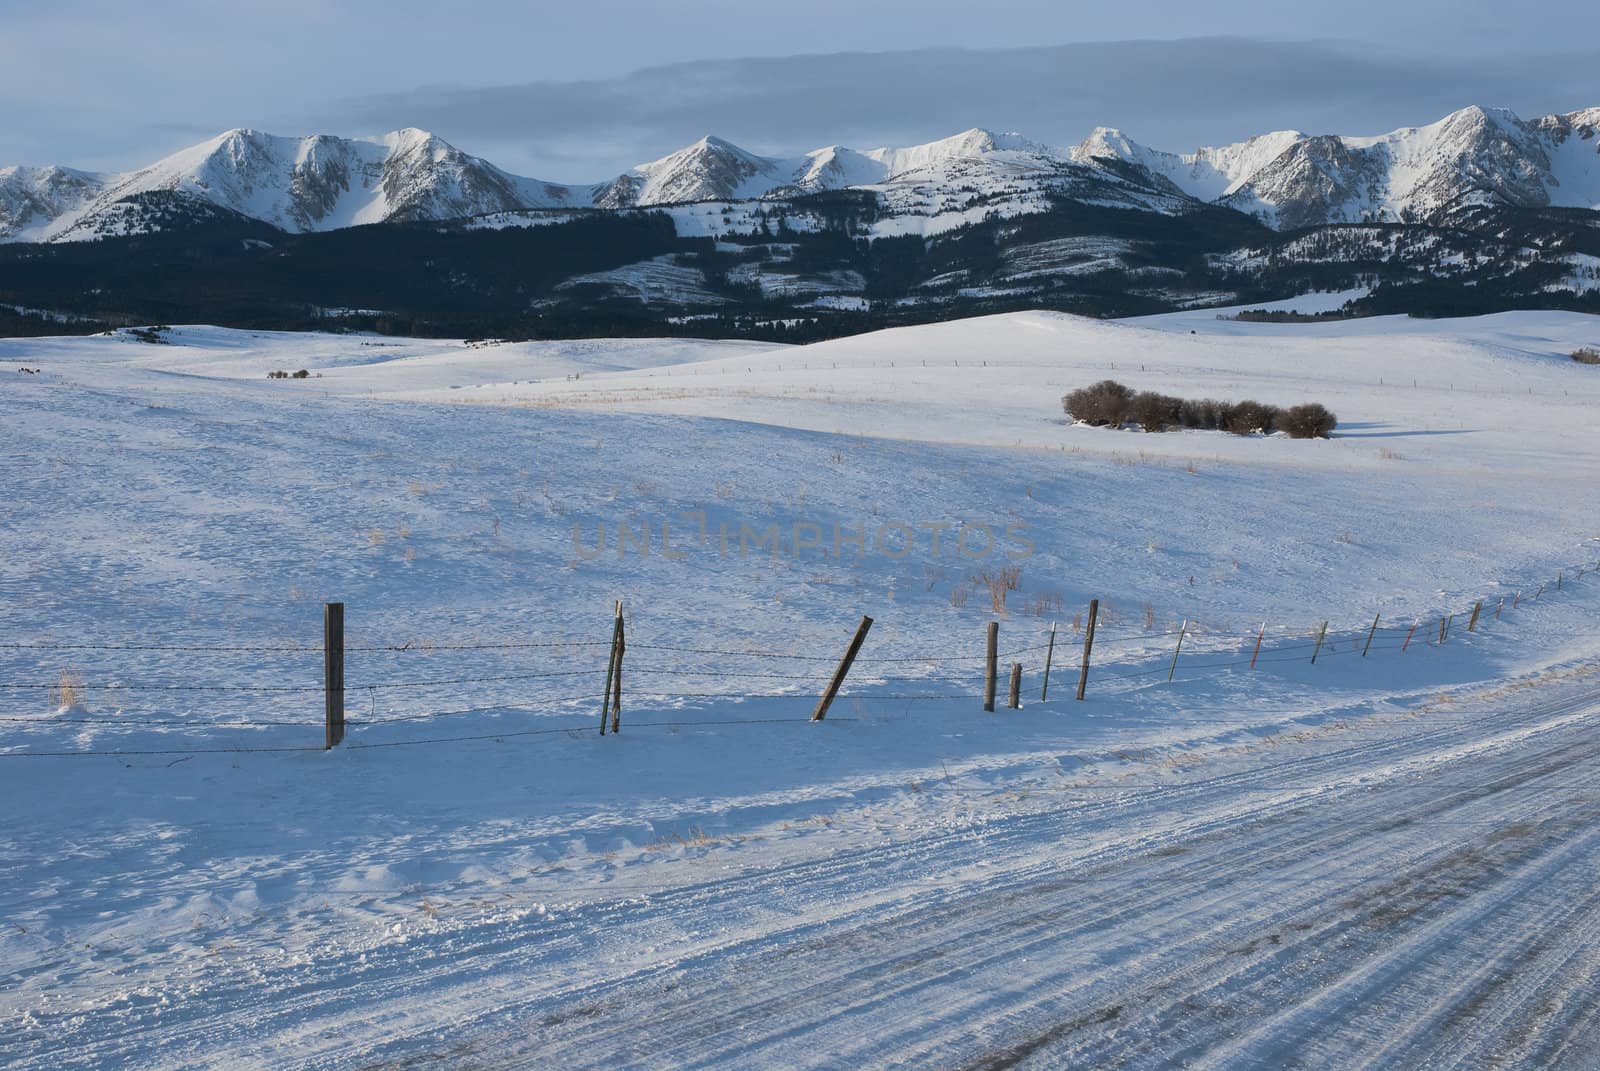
[2,0,1597,178]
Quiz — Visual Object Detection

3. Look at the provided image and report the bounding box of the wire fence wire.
[2,561,1593,758]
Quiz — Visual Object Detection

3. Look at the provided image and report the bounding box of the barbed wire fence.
[1,557,1594,759]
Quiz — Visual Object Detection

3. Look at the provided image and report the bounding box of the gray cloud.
[329,38,1600,182]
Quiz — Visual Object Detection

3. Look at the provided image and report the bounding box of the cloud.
[328,38,1600,181]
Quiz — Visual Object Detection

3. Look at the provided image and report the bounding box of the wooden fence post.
[1040,622,1057,701]
[1467,601,1482,633]
[599,600,621,735]
[1362,613,1380,657]
[610,606,626,735]
[1008,663,1022,709]
[1310,620,1329,664]
[1075,599,1099,701]
[813,615,873,721]
[1402,619,1418,651]
[1557,571,1562,592]
[324,601,345,750]
[1250,621,1265,669]
[1496,596,1503,620]
[984,621,999,712]
[1168,620,1187,682]
[812,614,876,723]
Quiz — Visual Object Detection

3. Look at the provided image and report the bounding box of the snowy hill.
[5,308,1600,1067]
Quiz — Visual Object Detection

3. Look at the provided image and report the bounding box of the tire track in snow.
[6,682,1599,1070]
[353,684,1600,1070]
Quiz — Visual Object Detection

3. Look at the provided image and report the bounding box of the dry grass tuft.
[49,669,85,711]
[645,827,715,852]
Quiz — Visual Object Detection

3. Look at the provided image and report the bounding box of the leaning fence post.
[1008,663,1022,709]
[1250,621,1265,669]
[813,615,873,721]
[1362,613,1380,657]
[1310,620,1329,664]
[1403,619,1418,652]
[1467,601,1482,633]
[984,621,999,712]
[1040,622,1057,700]
[1168,620,1187,682]
[599,600,621,735]
[1075,599,1099,701]
[610,606,625,735]
[324,601,345,749]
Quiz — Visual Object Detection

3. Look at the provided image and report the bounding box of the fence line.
[2,557,1594,757]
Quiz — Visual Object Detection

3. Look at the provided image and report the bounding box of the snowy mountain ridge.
[3,105,1598,243]
[1076,105,1600,228]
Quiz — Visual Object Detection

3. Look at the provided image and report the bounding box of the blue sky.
[2,1,1595,176]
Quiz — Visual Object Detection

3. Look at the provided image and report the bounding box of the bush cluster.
[1572,347,1600,365]
[1061,380,1134,427]
[267,369,311,380]
[1062,381,1336,438]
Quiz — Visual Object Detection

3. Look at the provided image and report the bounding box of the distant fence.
[1,558,1594,759]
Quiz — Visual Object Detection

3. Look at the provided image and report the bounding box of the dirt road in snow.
[351,679,1600,1069]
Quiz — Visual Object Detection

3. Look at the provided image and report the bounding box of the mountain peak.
[5,105,1600,243]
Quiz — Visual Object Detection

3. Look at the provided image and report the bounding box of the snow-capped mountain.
[592,129,1095,207]
[1070,128,1306,202]
[593,135,785,207]
[17,128,584,243]
[1077,105,1600,229]
[1,125,1188,242]
[5,106,1599,243]
[0,165,105,241]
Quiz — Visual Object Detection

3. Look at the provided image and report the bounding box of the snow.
[1073,126,1306,200]
[556,255,729,305]
[3,309,1600,1066]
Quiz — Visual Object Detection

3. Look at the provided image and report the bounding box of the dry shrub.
[1130,391,1183,432]
[1571,347,1600,365]
[1063,380,1134,426]
[1277,403,1338,438]
[1225,400,1279,435]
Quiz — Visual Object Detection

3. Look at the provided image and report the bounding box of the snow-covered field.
[3,307,1599,1067]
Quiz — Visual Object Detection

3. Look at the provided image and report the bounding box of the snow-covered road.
[351,675,1597,1069]
[19,670,1588,1070]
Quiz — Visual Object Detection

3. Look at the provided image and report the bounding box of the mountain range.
[4,105,1597,244]
[3,104,1598,342]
